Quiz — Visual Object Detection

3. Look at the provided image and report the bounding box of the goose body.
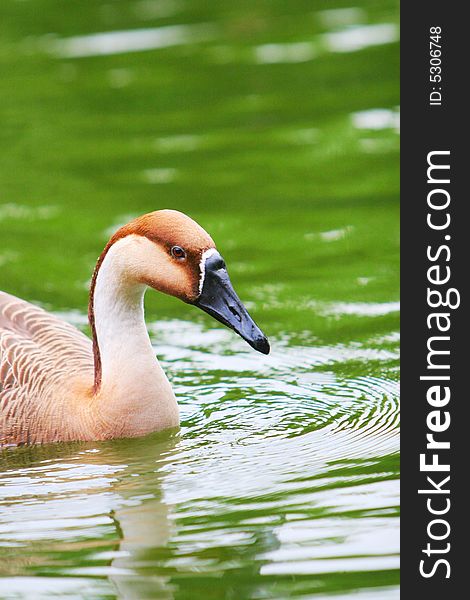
[1,210,269,446]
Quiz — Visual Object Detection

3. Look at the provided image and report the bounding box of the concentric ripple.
[1,316,398,599]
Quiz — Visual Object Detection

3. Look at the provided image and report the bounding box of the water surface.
[0,1,399,598]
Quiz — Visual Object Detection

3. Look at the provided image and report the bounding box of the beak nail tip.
[255,337,270,355]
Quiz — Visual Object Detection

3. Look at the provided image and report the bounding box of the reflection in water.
[323,23,399,53]
[48,23,216,58]
[0,435,179,598]
[0,204,58,222]
[352,108,400,132]
[1,325,398,598]
[254,42,317,64]
[253,22,399,65]
[107,438,176,599]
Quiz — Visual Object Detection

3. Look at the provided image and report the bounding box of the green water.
[0,1,399,598]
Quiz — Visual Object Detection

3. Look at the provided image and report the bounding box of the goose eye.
[170,245,186,260]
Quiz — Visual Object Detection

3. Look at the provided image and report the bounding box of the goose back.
[0,291,94,444]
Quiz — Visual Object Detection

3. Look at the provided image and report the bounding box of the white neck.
[91,237,179,434]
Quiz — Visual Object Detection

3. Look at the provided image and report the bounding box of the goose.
[0,210,269,446]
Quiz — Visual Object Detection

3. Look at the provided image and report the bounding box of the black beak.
[193,251,270,354]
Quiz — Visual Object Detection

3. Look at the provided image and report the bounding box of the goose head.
[101,209,270,354]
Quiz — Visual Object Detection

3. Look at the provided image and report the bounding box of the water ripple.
[48,23,216,58]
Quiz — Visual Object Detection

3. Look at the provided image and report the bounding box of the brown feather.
[0,291,94,445]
